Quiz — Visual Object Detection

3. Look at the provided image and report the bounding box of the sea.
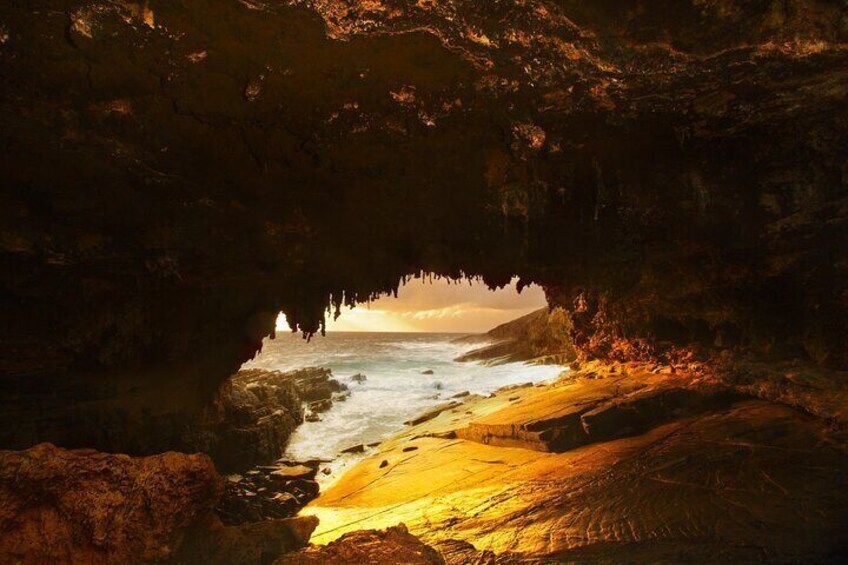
[241,332,566,484]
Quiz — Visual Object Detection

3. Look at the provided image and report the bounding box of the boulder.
[178,515,317,565]
[350,373,367,384]
[270,465,318,483]
[284,368,347,403]
[288,479,320,500]
[217,461,322,525]
[309,399,333,413]
[0,444,314,564]
[204,369,305,472]
[275,525,443,565]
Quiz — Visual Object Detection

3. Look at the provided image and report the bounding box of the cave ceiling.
[1,0,846,391]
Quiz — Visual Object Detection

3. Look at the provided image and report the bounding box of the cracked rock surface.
[303,364,848,562]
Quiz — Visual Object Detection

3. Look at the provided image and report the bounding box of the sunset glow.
[276,277,547,333]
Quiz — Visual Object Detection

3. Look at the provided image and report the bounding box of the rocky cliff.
[456,307,576,365]
[192,366,349,471]
[0,0,846,484]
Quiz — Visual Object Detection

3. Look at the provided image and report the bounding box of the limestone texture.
[0,0,846,455]
[0,443,315,564]
[303,364,848,562]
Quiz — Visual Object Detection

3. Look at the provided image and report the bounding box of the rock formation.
[180,366,345,471]
[456,307,576,365]
[1,0,847,562]
[303,363,848,562]
[0,443,315,564]
[217,461,322,525]
[1,0,845,456]
[276,525,444,565]
[200,368,305,472]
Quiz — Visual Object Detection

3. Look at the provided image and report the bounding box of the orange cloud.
[277,278,547,333]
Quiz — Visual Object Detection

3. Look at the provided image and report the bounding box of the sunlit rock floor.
[302,364,848,563]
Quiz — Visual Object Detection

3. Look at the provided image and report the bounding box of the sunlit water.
[243,332,565,484]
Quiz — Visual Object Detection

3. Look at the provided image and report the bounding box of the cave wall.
[1,0,846,454]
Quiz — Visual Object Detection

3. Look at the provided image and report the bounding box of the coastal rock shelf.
[455,377,739,452]
[302,364,848,562]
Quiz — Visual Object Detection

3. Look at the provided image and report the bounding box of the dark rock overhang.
[1,0,846,453]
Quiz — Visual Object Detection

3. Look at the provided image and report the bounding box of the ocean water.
[242,332,566,483]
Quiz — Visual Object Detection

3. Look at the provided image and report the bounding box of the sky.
[276,277,548,333]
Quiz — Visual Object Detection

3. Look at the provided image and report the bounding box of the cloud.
[325,278,547,332]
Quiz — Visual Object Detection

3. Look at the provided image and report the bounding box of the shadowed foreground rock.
[275,525,444,565]
[0,444,315,564]
[202,368,304,471]
[188,367,346,471]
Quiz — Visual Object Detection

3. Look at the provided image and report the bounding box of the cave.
[1,0,847,563]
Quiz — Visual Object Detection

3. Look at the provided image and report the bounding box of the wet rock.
[217,460,322,525]
[451,391,470,399]
[405,402,461,426]
[341,444,365,454]
[205,369,304,472]
[304,412,321,423]
[334,390,351,402]
[308,398,333,413]
[421,370,435,375]
[286,368,347,403]
[288,479,319,501]
[350,373,367,384]
[275,525,443,565]
[270,464,317,483]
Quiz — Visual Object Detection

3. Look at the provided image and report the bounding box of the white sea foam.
[243,332,565,484]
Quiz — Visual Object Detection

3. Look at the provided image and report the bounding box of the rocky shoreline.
[210,367,354,525]
[3,358,848,564]
[201,366,348,470]
[301,360,848,563]
[0,365,371,564]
